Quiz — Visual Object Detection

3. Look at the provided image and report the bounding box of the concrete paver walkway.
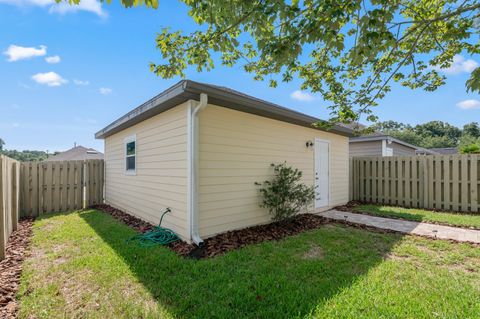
[322,210,480,244]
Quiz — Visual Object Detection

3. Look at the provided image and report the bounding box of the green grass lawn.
[353,204,480,229]
[18,210,480,319]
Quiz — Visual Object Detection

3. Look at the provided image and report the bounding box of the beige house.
[95,80,353,243]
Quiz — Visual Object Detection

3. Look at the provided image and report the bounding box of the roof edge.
[96,80,354,139]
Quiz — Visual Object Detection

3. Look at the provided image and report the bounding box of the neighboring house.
[95,80,353,243]
[349,135,423,157]
[342,123,430,157]
[427,147,458,155]
[415,148,439,156]
[45,145,104,161]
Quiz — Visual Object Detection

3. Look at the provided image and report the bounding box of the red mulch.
[92,204,330,259]
[0,219,34,319]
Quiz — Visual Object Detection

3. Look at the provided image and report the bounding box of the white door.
[314,138,329,208]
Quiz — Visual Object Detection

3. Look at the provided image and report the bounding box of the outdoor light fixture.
[306,140,314,148]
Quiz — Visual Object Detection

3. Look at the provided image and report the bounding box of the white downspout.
[189,93,208,245]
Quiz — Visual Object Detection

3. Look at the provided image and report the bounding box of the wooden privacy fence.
[0,155,20,260]
[350,155,479,213]
[21,159,104,217]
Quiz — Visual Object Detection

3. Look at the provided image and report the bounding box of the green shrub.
[460,143,480,154]
[255,163,315,222]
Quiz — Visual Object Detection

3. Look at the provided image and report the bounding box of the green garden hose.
[128,208,179,247]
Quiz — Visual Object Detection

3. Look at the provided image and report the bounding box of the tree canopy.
[65,0,480,125]
[373,120,480,152]
[0,138,50,161]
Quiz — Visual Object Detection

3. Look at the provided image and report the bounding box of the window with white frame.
[125,135,136,174]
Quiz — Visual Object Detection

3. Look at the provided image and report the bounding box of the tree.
[373,120,410,132]
[1,150,49,162]
[373,120,474,148]
[66,0,480,125]
[0,138,4,151]
[414,121,462,141]
[463,122,480,138]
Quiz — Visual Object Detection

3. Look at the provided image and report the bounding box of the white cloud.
[45,55,60,64]
[31,72,68,87]
[73,79,90,86]
[3,44,46,62]
[0,0,52,6]
[49,0,106,17]
[290,90,315,102]
[436,55,479,74]
[99,87,112,95]
[456,99,480,110]
[74,116,97,124]
[0,0,106,17]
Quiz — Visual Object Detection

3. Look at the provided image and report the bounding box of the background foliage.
[372,120,480,152]
[0,138,51,161]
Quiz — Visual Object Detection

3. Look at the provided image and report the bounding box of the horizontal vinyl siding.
[104,102,189,240]
[392,142,416,156]
[198,105,349,238]
[349,140,382,157]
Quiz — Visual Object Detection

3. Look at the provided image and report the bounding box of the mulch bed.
[93,204,330,259]
[0,219,34,319]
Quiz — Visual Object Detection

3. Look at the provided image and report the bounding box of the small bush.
[255,163,315,222]
[460,143,480,154]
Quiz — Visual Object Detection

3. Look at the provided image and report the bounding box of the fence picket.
[443,156,450,211]
[471,155,478,212]
[460,156,469,211]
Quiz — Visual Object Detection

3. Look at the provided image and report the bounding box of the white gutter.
[188,93,208,245]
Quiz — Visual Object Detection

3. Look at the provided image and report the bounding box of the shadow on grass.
[80,210,403,318]
[353,205,426,223]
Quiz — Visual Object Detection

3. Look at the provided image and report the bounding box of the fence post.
[0,156,5,260]
[11,162,18,231]
[83,160,89,209]
[349,158,352,201]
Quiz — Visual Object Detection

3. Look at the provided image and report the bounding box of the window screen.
[125,139,136,172]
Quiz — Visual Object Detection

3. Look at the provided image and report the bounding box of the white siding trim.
[186,101,193,243]
[314,138,330,209]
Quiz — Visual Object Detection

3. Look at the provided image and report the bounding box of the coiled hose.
[128,208,179,247]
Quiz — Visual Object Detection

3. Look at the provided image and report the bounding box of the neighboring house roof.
[45,146,104,161]
[428,147,458,155]
[350,134,422,151]
[95,80,354,139]
[415,148,439,155]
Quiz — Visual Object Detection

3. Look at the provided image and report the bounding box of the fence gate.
[20,159,104,217]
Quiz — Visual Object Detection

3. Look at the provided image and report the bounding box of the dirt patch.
[385,253,411,261]
[93,204,330,259]
[60,269,100,313]
[0,219,34,319]
[302,245,324,260]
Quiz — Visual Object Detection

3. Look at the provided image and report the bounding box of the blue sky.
[1,0,479,152]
